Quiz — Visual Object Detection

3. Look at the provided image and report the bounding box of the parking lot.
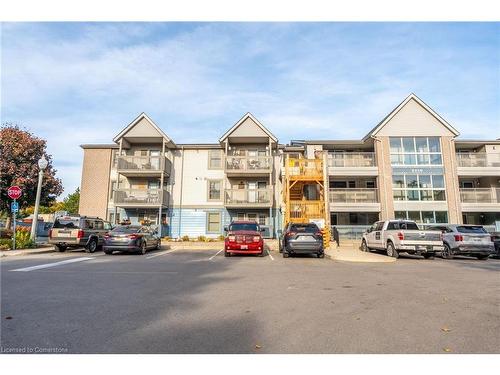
[1,247,499,354]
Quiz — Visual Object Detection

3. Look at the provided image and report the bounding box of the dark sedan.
[279,222,324,258]
[103,225,161,255]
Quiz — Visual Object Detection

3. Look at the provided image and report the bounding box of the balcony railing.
[113,189,169,206]
[225,156,272,174]
[328,152,376,167]
[287,158,323,179]
[459,188,500,203]
[329,188,379,203]
[116,155,171,174]
[289,200,325,221]
[456,152,500,168]
[224,188,272,206]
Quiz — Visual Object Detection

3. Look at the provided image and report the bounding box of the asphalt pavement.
[1,247,499,354]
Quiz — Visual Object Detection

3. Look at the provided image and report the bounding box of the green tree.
[0,123,63,225]
[62,188,80,214]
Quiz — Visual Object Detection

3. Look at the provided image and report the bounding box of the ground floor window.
[394,210,448,223]
[331,212,379,225]
[206,212,221,233]
[235,212,268,225]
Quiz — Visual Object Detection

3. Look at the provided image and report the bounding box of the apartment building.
[79,93,500,238]
[80,113,281,237]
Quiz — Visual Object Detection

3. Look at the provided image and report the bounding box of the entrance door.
[150,150,161,170]
[248,182,257,203]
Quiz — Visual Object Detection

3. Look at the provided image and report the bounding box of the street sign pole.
[12,199,17,251]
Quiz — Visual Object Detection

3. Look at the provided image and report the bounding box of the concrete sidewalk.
[326,241,395,263]
[1,245,56,258]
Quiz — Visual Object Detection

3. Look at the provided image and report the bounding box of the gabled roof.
[113,112,176,146]
[362,93,460,141]
[219,112,278,143]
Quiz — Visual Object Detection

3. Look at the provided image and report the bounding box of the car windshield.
[457,226,487,234]
[111,226,141,234]
[290,224,319,233]
[229,223,259,232]
[53,218,80,229]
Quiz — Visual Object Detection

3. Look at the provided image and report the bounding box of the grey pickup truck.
[361,220,444,259]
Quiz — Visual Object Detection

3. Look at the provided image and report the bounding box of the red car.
[224,221,265,257]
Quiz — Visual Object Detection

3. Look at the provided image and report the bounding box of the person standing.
[333,226,340,247]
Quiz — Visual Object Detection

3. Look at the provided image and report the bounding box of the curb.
[1,247,56,258]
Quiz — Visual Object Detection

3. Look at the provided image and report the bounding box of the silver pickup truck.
[361,220,444,259]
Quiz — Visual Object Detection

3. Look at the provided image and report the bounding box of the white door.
[248,182,257,203]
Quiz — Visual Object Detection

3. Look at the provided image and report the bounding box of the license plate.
[416,245,430,250]
[297,236,314,241]
[58,232,71,237]
[470,238,482,243]
[240,245,248,249]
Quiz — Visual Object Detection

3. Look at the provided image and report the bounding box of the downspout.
[371,135,388,220]
[178,145,185,239]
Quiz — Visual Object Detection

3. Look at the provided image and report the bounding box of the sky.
[1,22,499,198]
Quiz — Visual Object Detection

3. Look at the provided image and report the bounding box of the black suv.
[49,215,112,252]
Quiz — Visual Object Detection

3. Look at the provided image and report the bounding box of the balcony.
[286,158,324,180]
[289,200,325,222]
[327,152,378,176]
[224,188,273,208]
[224,155,272,176]
[116,155,171,177]
[329,188,381,212]
[460,188,500,212]
[113,189,169,207]
[456,153,500,176]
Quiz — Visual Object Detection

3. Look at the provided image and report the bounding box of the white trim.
[363,93,460,141]
[219,112,278,143]
[113,112,176,146]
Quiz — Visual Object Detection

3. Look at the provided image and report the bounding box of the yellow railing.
[288,200,325,221]
[287,158,323,179]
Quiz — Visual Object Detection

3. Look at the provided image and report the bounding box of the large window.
[392,174,446,201]
[208,150,222,169]
[390,137,442,166]
[206,212,221,233]
[394,211,448,224]
[207,180,222,201]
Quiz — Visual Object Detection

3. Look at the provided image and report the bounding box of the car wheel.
[423,253,434,259]
[318,252,325,258]
[85,239,97,253]
[258,251,264,257]
[441,244,453,259]
[283,252,289,258]
[104,249,113,255]
[361,239,369,252]
[476,254,489,260]
[138,241,147,255]
[56,245,66,252]
[386,242,399,258]
[155,240,161,250]
[224,250,230,257]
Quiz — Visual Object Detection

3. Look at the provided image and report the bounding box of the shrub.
[163,236,171,241]
[15,227,35,249]
[197,235,206,242]
[0,228,13,239]
[181,235,190,242]
[0,238,12,250]
[217,235,225,241]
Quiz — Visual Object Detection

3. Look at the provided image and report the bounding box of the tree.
[62,188,80,214]
[0,123,63,225]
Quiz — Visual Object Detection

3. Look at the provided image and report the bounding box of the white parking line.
[10,257,94,272]
[267,249,274,261]
[209,249,224,261]
[145,249,177,259]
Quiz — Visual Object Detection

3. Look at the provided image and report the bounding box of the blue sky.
[1,22,499,197]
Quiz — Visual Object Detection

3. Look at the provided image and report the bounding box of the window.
[390,137,442,166]
[208,150,222,169]
[366,181,375,189]
[348,181,356,188]
[206,212,221,233]
[207,180,222,201]
[395,211,448,223]
[392,174,446,201]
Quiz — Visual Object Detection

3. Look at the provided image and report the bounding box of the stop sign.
[7,186,22,200]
